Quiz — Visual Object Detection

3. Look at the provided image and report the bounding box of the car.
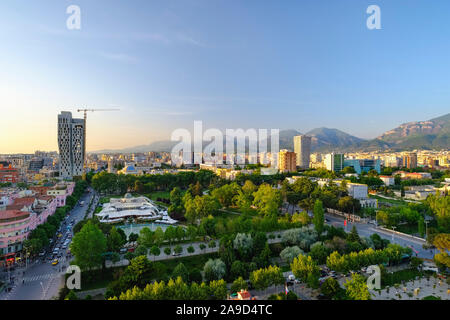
[172,252,181,256]
[57,233,63,238]
[422,265,439,273]
[119,248,127,254]
[288,274,295,281]
[38,251,46,257]
[52,259,59,266]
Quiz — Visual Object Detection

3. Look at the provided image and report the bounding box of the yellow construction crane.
[77,108,120,169]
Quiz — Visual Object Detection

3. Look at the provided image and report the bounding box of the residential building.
[379,175,395,186]
[0,164,19,184]
[293,135,311,169]
[278,149,297,173]
[58,111,85,179]
[402,153,418,169]
[324,153,345,172]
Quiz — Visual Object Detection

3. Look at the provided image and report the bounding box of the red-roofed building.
[0,193,58,266]
[0,210,33,266]
[229,290,253,300]
[0,164,19,184]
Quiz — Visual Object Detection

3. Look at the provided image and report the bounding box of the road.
[0,188,96,300]
[283,203,434,260]
[324,213,435,260]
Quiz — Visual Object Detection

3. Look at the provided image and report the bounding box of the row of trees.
[282,177,361,214]
[112,277,228,300]
[91,170,216,195]
[326,244,411,273]
[23,180,88,255]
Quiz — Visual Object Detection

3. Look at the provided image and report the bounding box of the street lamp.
[424,221,429,240]
[391,226,396,243]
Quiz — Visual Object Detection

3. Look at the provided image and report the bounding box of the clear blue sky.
[1,0,449,152]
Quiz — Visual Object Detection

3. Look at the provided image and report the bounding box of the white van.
[422,262,439,273]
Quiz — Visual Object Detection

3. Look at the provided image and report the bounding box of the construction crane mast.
[77,108,120,170]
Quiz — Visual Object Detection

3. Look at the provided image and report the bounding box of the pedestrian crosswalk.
[23,272,60,283]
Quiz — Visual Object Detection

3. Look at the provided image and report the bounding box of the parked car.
[119,248,127,254]
[422,265,439,273]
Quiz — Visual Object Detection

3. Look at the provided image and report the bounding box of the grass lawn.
[147,191,171,201]
[381,268,433,288]
[396,223,420,236]
[369,195,407,207]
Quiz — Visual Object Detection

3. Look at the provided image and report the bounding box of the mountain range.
[92,113,450,154]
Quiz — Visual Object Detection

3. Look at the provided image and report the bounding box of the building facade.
[402,153,418,169]
[0,164,19,184]
[278,149,297,173]
[293,135,311,169]
[343,158,381,174]
[324,153,345,172]
[58,112,85,179]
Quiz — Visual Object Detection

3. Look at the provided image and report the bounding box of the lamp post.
[424,221,429,241]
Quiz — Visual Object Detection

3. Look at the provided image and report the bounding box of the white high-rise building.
[325,153,345,172]
[293,135,312,169]
[58,111,85,179]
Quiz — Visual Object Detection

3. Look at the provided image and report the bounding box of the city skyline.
[2,1,450,154]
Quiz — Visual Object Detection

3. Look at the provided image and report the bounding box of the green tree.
[174,245,183,255]
[128,232,139,243]
[203,259,226,281]
[107,227,125,252]
[313,200,325,236]
[172,263,189,282]
[291,254,320,282]
[150,245,161,261]
[309,242,330,265]
[71,221,107,271]
[280,246,304,264]
[321,277,340,299]
[344,273,371,300]
[230,276,248,293]
[347,225,361,243]
[252,184,282,217]
[124,255,154,288]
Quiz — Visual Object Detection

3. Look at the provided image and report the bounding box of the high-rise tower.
[293,135,312,169]
[58,111,85,178]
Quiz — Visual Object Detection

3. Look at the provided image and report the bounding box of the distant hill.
[375,113,450,150]
[92,128,366,154]
[91,113,450,154]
